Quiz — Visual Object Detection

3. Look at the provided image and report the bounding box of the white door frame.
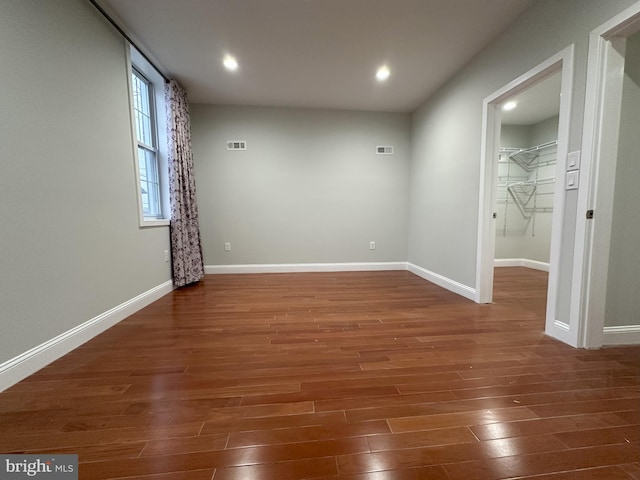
[571,2,640,348]
[476,45,575,344]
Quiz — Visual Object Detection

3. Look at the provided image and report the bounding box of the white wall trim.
[494,258,550,272]
[207,262,477,301]
[0,280,173,393]
[205,262,408,274]
[603,325,640,345]
[407,263,476,302]
[548,320,573,346]
[477,45,575,345]
[573,2,640,349]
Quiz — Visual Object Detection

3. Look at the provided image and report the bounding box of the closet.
[495,119,558,267]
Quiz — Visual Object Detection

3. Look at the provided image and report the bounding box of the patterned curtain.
[166,79,205,287]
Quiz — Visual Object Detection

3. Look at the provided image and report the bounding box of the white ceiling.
[98,0,532,113]
[501,71,562,126]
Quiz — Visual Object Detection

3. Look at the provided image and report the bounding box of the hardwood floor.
[1,268,638,479]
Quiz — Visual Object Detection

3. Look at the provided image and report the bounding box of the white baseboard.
[544,319,576,347]
[494,258,550,272]
[205,262,408,274]
[603,325,640,345]
[207,261,478,302]
[206,262,476,302]
[407,263,477,302]
[0,280,174,393]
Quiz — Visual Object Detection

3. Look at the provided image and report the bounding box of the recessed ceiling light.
[223,55,238,71]
[376,65,390,82]
[502,101,517,111]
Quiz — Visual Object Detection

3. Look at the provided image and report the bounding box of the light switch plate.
[567,150,581,171]
[566,170,579,190]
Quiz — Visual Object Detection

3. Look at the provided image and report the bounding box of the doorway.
[495,72,561,273]
[476,46,575,345]
[575,2,640,348]
[493,72,562,318]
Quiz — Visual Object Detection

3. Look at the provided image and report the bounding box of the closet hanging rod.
[499,140,558,154]
[522,140,557,153]
[505,176,555,186]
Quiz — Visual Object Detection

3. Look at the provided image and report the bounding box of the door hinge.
[586,209,594,219]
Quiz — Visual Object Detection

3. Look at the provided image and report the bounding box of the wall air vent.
[376,146,394,155]
[226,140,247,151]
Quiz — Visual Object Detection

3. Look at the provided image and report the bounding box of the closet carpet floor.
[0,268,639,479]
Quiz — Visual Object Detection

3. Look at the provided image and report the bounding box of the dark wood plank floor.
[1,268,639,479]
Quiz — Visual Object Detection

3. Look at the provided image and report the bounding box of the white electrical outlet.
[164,250,170,263]
[224,242,231,252]
[370,241,376,250]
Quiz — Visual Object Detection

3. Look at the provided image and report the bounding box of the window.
[131,69,161,218]
[128,46,169,226]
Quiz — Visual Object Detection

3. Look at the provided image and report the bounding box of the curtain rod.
[87,0,170,83]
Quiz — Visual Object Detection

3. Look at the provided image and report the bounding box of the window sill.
[140,218,170,228]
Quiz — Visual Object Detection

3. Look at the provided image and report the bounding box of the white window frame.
[126,45,170,227]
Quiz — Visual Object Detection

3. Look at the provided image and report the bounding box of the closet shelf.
[510,151,539,171]
[501,140,558,172]
[497,140,557,236]
[508,183,536,218]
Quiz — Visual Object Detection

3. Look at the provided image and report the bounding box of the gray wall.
[408,0,637,327]
[0,0,171,364]
[190,105,410,265]
[500,125,530,149]
[523,116,559,264]
[605,30,640,327]
[496,125,533,260]
[530,116,560,147]
[500,118,560,150]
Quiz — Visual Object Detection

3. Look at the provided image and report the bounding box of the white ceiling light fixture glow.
[376,65,390,82]
[223,55,238,71]
[502,101,517,111]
